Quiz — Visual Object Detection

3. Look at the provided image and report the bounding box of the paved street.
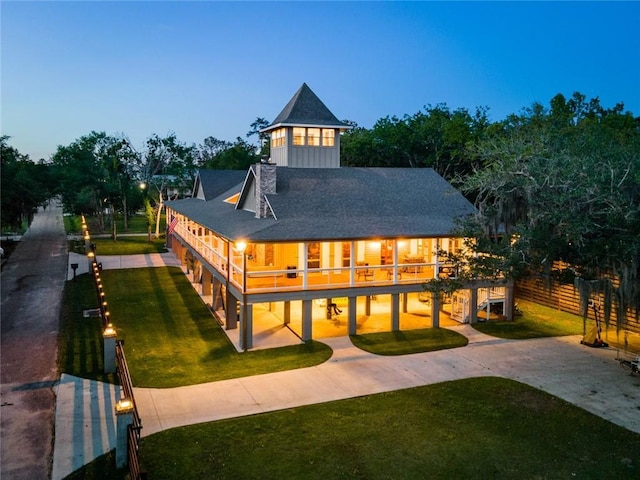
[1,203,68,480]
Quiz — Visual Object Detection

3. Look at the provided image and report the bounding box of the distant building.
[166,84,512,350]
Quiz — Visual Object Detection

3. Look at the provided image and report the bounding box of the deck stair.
[451,287,506,323]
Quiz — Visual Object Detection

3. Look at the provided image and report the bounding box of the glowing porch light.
[234,240,247,253]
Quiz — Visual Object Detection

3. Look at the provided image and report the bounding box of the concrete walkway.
[66,251,181,280]
[52,252,640,479]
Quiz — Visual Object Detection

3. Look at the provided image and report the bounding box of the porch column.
[430,292,440,328]
[240,303,253,350]
[283,301,291,326]
[348,297,357,335]
[212,278,224,310]
[505,282,514,321]
[302,299,313,341]
[365,296,371,316]
[202,269,213,296]
[391,293,400,331]
[402,293,408,313]
[226,292,238,330]
[469,288,478,324]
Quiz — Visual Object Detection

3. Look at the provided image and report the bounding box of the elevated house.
[166,83,513,350]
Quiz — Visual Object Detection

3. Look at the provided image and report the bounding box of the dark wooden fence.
[515,276,639,335]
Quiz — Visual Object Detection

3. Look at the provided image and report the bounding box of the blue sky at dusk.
[2,1,639,161]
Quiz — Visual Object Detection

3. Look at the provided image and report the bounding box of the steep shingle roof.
[167,167,476,242]
[194,170,247,201]
[262,83,350,131]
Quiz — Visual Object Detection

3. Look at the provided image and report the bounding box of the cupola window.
[307,128,320,146]
[271,128,286,147]
[322,129,335,146]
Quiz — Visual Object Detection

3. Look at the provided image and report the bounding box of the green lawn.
[351,328,467,355]
[67,377,640,480]
[58,268,332,388]
[91,236,167,255]
[472,299,586,339]
[68,235,167,255]
[64,213,164,235]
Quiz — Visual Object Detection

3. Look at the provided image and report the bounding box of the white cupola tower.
[260,83,350,168]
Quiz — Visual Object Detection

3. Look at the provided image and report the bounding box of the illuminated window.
[293,128,306,145]
[322,129,335,146]
[271,128,286,148]
[307,128,320,146]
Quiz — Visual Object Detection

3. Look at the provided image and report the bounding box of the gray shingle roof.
[167,167,476,243]
[194,170,247,200]
[263,83,350,131]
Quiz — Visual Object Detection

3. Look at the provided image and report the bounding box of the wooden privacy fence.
[515,276,639,335]
[115,340,145,479]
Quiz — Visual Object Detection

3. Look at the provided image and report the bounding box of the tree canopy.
[1,136,54,231]
[458,93,640,327]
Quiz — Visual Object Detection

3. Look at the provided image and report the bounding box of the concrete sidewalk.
[67,251,181,280]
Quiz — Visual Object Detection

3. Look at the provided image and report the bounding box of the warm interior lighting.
[235,240,247,253]
[224,192,241,204]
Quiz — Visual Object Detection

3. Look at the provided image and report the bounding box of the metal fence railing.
[115,340,144,478]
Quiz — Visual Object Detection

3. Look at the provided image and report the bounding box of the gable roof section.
[263,83,350,131]
[193,169,247,201]
[167,167,476,243]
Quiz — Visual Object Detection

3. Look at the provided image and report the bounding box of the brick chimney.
[255,158,276,218]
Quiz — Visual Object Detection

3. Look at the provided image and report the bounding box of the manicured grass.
[68,236,166,255]
[58,268,332,388]
[91,236,167,255]
[473,299,585,339]
[57,276,116,384]
[65,213,164,235]
[68,377,640,480]
[350,328,467,355]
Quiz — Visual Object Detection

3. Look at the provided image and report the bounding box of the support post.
[348,297,357,335]
[240,303,253,350]
[284,301,291,326]
[365,296,371,316]
[505,282,514,321]
[226,292,238,330]
[302,299,312,341]
[430,292,440,328]
[391,293,400,331]
[470,288,478,324]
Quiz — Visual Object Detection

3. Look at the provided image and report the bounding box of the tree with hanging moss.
[457,92,639,333]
